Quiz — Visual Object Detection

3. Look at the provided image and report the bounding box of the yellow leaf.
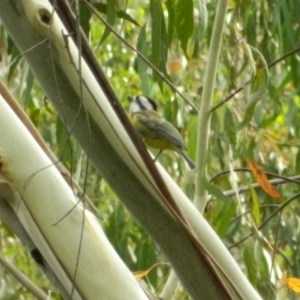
[133,263,169,279]
[283,277,300,295]
[133,268,153,279]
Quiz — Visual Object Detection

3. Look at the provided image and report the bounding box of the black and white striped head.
[128,96,158,113]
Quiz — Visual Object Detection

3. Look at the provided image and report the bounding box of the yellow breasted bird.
[128,95,195,169]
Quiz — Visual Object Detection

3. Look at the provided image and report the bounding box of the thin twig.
[212,46,300,111]
[229,192,300,249]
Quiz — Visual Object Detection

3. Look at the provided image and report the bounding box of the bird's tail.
[179,149,196,170]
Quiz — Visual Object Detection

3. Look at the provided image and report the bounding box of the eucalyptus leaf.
[137,25,149,96]
[150,0,168,89]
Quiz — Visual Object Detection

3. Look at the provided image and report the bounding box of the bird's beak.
[127,96,133,103]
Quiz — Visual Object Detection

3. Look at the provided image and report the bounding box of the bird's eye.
[145,97,158,111]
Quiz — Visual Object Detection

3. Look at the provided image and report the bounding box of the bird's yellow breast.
[144,135,178,151]
[129,111,178,151]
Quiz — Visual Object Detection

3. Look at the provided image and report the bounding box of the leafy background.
[1,0,300,299]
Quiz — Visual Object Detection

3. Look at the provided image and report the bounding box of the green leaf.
[237,87,266,131]
[249,46,269,90]
[224,107,236,146]
[7,41,22,81]
[134,238,158,285]
[165,0,176,47]
[56,118,75,171]
[201,175,232,203]
[93,3,140,26]
[23,70,34,108]
[29,108,41,127]
[296,149,300,175]
[244,240,270,291]
[79,2,92,36]
[150,0,168,88]
[175,0,194,58]
[213,202,237,238]
[116,11,140,27]
[104,204,133,265]
[237,46,269,130]
[202,175,236,238]
[192,0,207,58]
[249,185,260,226]
[164,97,179,123]
[137,25,149,95]
[243,241,258,286]
[98,0,117,45]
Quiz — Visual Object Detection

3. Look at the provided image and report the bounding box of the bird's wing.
[137,114,186,150]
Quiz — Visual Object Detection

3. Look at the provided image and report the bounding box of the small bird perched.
[128,95,196,169]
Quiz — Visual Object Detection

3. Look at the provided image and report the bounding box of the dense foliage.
[1,0,300,299]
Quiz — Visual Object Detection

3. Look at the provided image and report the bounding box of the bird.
[128,95,196,169]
